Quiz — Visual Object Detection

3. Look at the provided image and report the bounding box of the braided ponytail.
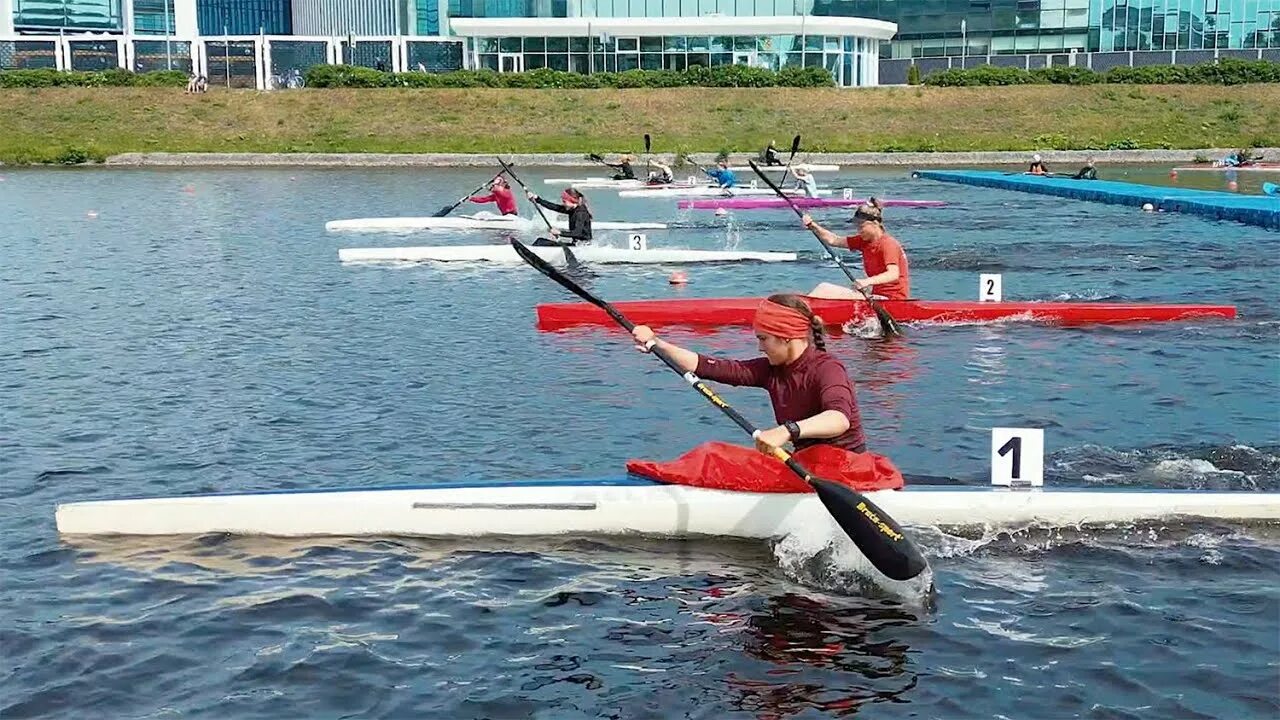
[765,293,826,352]
[809,314,827,351]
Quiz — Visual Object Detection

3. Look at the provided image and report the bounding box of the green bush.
[924,59,1280,86]
[55,146,94,164]
[0,67,187,88]
[304,64,389,88]
[1030,65,1101,85]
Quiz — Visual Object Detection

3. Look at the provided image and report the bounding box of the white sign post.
[842,188,854,200]
[979,273,1003,302]
[629,233,647,251]
[991,428,1044,487]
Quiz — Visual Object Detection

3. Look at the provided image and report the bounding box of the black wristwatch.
[784,421,802,442]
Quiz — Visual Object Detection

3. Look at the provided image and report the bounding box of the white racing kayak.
[337,245,798,264]
[618,186,832,199]
[325,214,667,232]
[544,178,710,191]
[55,475,1280,538]
[727,163,840,173]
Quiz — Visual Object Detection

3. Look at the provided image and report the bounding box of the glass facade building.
[196,0,291,36]
[813,0,1280,58]
[5,0,1277,60]
[449,15,892,83]
[12,0,122,30]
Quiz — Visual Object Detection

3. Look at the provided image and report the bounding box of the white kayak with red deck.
[55,475,1280,538]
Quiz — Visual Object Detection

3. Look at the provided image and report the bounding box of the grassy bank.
[1,84,1277,164]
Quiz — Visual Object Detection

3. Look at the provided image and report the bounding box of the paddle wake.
[771,514,936,601]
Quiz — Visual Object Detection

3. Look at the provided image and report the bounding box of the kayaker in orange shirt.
[801,200,911,301]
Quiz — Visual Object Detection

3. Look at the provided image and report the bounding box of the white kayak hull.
[1172,165,1280,173]
[618,187,832,198]
[542,178,705,190]
[55,478,1280,538]
[325,215,667,232]
[727,164,840,173]
[337,245,798,264]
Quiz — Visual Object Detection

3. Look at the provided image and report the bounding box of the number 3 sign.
[991,428,1044,487]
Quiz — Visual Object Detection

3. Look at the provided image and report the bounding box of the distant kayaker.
[630,294,867,454]
[763,141,783,166]
[1218,148,1258,167]
[526,187,592,246]
[1072,157,1098,180]
[802,200,911,301]
[792,167,819,198]
[468,175,518,216]
[605,154,637,180]
[1028,154,1050,175]
[705,161,737,189]
[647,161,674,185]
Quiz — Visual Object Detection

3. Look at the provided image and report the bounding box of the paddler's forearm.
[808,223,842,247]
[648,338,700,372]
[863,265,900,287]
[796,410,851,440]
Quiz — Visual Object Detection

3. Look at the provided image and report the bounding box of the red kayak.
[537,296,1237,331]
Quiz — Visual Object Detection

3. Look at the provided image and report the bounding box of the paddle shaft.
[497,157,555,230]
[437,169,508,217]
[778,134,801,186]
[748,160,859,283]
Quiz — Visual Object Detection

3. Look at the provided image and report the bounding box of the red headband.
[561,190,577,204]
[753,299,812,340]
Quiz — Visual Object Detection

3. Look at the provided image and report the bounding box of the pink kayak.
[677,197,948,210]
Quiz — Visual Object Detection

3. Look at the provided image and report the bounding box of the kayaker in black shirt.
[1072,158,1098,180]
[526,188,592,246]
[763,141,782,166]
[605,154,636,180]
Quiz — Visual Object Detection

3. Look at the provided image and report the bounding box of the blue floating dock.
[917,170,1279,230]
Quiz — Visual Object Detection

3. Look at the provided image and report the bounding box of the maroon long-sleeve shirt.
[694,346,866,453]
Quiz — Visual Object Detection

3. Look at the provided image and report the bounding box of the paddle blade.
[644,134,652,154]
[433,204,458,217]
[789,135,801,156]
[871,303,904,337]
[510,240,630,328]
[809,477,928,581]
[589,153,605,163]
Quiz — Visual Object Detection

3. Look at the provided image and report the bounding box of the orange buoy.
[1227,180,1238,191]
[1169,169,1178,179]
[669,270,689,285]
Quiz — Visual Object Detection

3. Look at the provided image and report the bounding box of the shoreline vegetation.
[1,84,1277,166]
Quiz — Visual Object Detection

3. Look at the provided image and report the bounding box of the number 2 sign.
[991,428,1044,487]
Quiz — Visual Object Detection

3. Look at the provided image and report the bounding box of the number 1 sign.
[991,428,1044,487]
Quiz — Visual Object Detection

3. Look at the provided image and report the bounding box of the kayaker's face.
[859,220,882,241]
[756,333,798,365]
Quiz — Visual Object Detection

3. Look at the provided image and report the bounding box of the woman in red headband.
[630,294,865,455]
[525,187,593,247]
